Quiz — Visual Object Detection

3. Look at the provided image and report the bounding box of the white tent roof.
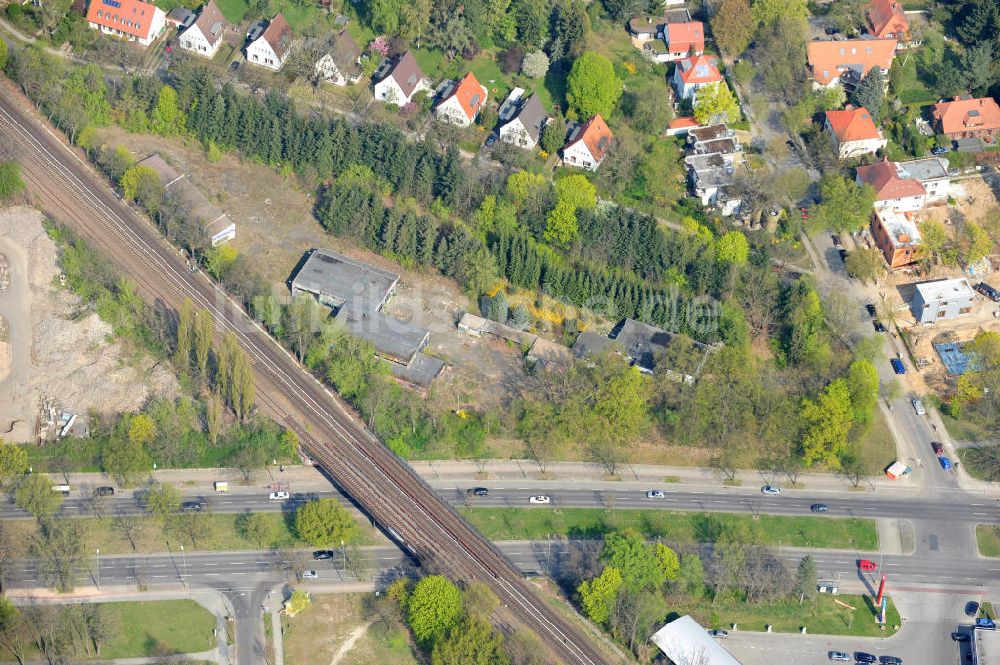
[650,615,743,665]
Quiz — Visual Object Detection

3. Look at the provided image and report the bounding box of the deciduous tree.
[578,566,622,625]
[693,82,740,125]
[294,498,358,547]
[14,474,62,520]
[800,379,854,467]
[407,575,463,646]
[711,0,754,56]
[566,53,622,120]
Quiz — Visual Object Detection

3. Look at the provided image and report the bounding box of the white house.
[671,55,722,100]
[824,107,887,159]
[498,91,548,150]
[897,157,951,202]
[178,0,228,58]
[434,72,487,127]
[855,159,926,213]
[373,51,429,107]
[86,0,165,47]
[245,13,292,71]
[314,31,362,86]
[562,115,613,171]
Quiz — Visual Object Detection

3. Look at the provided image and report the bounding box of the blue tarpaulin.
[934,342,982,375]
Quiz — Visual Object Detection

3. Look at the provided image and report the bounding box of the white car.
[268,491,290,500]
[911,398,925,416]
[761,485,781,495]
[302,570,318,579]
[646,490,665,499]
[528,496,551,504]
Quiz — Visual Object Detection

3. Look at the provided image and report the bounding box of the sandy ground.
[0,206,177,442]
[95,127,532,409]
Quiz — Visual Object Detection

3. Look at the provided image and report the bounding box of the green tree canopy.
[813,174,876,232]
[693,82,740,125]
[800,378,854,467]
[407,575,464,646]
[711,0,754,56]
[554,174,597,211]
[716,231,750,265]
[751,0,808,28]
[544,199,579,246]
[566,52,622,120]
[601,530,665,591]
[431,616,508,665]
[294,498,358,547]
[15,473,63,520]
[654,543,680,582]
[578,566,622,625]
[794,554,817,603]
[849,67,885,121]
[0,442,28,485]
[0,162,25,202]
[846,359,879,424]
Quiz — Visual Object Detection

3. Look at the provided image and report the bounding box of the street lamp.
[96,548,100,590]
[180,545,186,587]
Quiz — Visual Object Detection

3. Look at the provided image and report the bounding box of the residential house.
[896,157,951,201]
[245,13,292,71]
[498,91,548,150]
[866,0,911,43]
[687,124,739,155]
[372,51,429,107]
[806,38,896,91]
[666,117,702,136]
[871,208,921,267]
[435,72,488,127]
[164,6,194,29]
[855,159,926,212]
[671,55,722,100]
[178,0,228,58]
[824,107,887,159]
[86,0,166,47]
[910,278,976,324]
[562,115,613,171]
[643,21,705,63]
[684,151,742,216]
[314,31,362,86]
[931,97,1000,144]
[625,7,691,46]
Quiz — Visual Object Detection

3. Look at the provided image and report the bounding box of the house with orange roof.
[660,21,704,61]
[86,0,166,47]
[435,72,488,127]
[562,115,613,171]
[855,159,926,213]
[866,0,912,45]
[824,107,887,159]
[671,55,722,100]
[931,97,1000,144]
[806,38,896,90]
[245,13,292,71]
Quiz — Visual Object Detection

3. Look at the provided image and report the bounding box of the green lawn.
[976,525,1000,558]
[856,409,899,475]
[942,407,998,444]
[895,56,935,106]
[215,0,249,23]
[460,508,878,550]
[12,600,216,660]
[957,447,999,482]
[675,594,901,638]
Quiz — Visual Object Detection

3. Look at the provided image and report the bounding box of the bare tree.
[344,545,371,581]
[31,520,85,593]
[82,604,119,657]
[112,510,145,552]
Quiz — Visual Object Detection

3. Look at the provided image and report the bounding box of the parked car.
[939,456,953,471]
[467,487,489,497]
[890,358,905,374]
[93,486,115,497]
[181,500,204,512]
[966,601,980,617]
[865,303,877,318]
[484,133,498,148]
[646,490,665,499]
[911,398,925,415]
[761,485,781,495]
[879,657,903,665]
[931,442,944,455]
[824,26,840,35]
[976,617,996,630]
[313,550,334,560]
[707,629,728,638]
[817,582,839,594]
[829,652,850,662]
[974,282,1000,302]
[269,491,290,500]
[810,503,829,513]
[302,570,319,579]
[857,559,877,572]
[931,146,949,155]
[952,632,970,642]
[873,320,887,333]
[838,248,848,261]
[800,207,809,219]
[528,496,551,504]
[855,653,877,664]
[831,234,842,247]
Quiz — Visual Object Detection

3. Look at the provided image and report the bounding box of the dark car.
[824,26,840,35]
[975,282,1000,302]
[879,657,903,665]
[873,320,887,333]
[855,653,877,664]
[931,442,944,455]
[484,134,497,148]
[181,500,204,512]
[890,357,905,374]
[229,60,241,72]
[952,632,970,642]
[467,487,489,497]
[838,248,848,261]
[810,503,829,513]
[313,550,335,560]
[93,486,115,497]
[966,601,980,617]
[831,234,842,247]
[865,303,877,318]
[931,146,949,155]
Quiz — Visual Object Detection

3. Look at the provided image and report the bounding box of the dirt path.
[328,622,372,665]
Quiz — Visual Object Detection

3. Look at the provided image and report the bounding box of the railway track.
[0,81,621,665]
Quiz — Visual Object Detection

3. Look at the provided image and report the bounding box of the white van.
[51,484,71,495]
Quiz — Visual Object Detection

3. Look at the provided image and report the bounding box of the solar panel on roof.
[102,0,121,8]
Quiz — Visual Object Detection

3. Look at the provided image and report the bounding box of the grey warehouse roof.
[913,278,975,303]
[896,156,949,181]
[335,308,429,365]
[651,615,743,665]
[291,249,399,313]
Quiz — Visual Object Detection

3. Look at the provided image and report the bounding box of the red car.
[931,442,944,455]
[800,207,809,219]
[858,559,877,572]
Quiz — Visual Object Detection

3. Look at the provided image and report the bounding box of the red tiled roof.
[668,117,700,130]
[825,107,882,142]
[932,97,1000,135]
[675,55,722,84]
[806,38,896,85]
[86,0,160,40]
[567,115,613,162]
[441,72,487,121]
[856,159,925,200]
[867,0,908,39]
[665,21,704,54]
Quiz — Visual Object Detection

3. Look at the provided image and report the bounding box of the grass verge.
[677,594,901,638]
[855,408,898,475]
[460,508,878,550]
[976,525,1000,558]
